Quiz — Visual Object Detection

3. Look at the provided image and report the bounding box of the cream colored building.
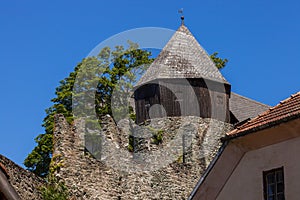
[190,92,300,200]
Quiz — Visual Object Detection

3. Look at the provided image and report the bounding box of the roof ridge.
[266,92,300,112]
[234,102,280,130]
[176,24,193,35]
[228,91,300,136]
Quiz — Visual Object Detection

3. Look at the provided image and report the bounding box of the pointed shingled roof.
[136,25,228,87]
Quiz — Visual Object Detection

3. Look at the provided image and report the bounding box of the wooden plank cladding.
[134,78,231,124]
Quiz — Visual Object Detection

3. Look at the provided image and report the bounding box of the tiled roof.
[0,154,44,199]
[0,162,8,178]
[229,92,271,122]
[136,25,228,87]
[227,92,300,136]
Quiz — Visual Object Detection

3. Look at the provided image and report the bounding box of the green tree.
[24,42,228,177]
[24,42,154,177]
[210,52,228,70]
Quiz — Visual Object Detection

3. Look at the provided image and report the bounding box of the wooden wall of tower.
[134,78,231,124]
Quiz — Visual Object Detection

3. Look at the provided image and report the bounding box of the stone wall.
[0,154,44,199]
[53,114,233,199]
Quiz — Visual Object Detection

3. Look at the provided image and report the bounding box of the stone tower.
[134,24,231,124]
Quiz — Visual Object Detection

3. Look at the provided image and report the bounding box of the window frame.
[263,166,285,200]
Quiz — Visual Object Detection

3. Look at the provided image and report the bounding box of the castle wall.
[52,114,233,199]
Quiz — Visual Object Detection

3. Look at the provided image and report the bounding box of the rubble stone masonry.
[53,114,233,200]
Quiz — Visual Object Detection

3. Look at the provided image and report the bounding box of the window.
[263,167,285,200]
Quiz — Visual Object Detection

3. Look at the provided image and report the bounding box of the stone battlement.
[52,114,232,199]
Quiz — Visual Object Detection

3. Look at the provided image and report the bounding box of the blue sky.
[0,0,299,167]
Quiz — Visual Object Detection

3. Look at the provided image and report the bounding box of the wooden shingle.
[136,24,228,87]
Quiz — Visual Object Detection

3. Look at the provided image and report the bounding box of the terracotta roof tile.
[227,91,300,136]
[0,162,9,178]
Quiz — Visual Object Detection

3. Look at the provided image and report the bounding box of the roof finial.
[178,8,184,25]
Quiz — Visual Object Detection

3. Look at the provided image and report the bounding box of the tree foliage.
[24,42,154,177]
[24,42,228,177]
[210,52,228,70]
[40,174,69,200]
